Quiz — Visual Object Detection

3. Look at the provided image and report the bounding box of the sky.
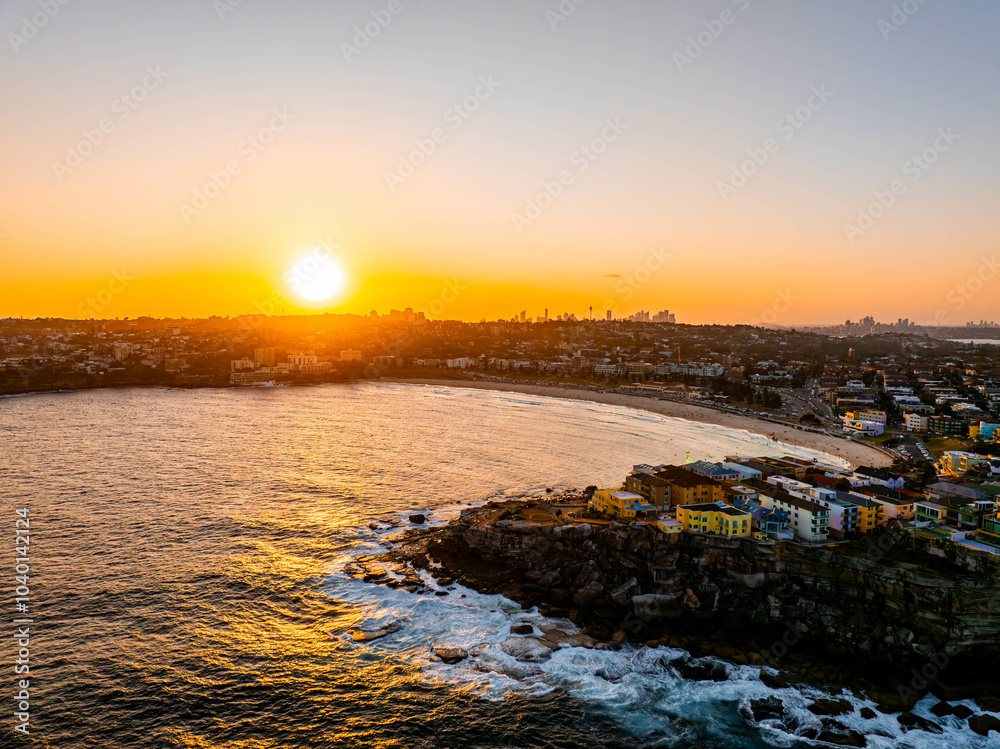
[2,0,999,325]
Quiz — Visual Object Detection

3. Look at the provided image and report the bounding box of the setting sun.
[287,250,346,304]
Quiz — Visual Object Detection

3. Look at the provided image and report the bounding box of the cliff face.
[383,502,1000,707]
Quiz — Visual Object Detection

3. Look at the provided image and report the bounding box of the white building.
[842,409,886,436]
[806,487,861,537]
[758,492,830,542]
[722,461,762,481]
[905,413,929,432]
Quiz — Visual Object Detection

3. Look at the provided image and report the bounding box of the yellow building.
[590,490,657,519]
[676,502,752,537]
[656,467,726,508]
[654,516,684,534]
[842,496,885,533]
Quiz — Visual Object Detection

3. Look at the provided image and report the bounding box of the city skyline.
[3,1,1000,324]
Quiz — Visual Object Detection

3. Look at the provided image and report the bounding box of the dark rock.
[501,636,555,663]
[929,701,954,718]
[952,704,974,720]
[631,593,682,622]
[434,647,468,664]
[860,707,877,720]
[808,698,853,717]
[436,577,454,586]
[931,677,976,702]
[871,687,919,713]
[347,624,402,642]
[408,514,426,524]
[740,696,784,722]
[511,624,534,635]
[816,729,867,747]
[573,580,604,607]
[434,591,449,596]
[609,577,639,605]
[897,712,943,733]
[674,659,728,682]
[760,671,791,689]
[969,714,1000,737]
[979,696,1000,712]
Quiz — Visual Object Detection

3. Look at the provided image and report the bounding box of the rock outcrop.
[373,500,1000,706]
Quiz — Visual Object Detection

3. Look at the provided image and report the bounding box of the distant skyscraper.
[606,310,612,321]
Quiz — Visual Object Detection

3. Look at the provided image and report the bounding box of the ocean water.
[1,382,996,748]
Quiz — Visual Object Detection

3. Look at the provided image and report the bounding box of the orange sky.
[3,0,998,325]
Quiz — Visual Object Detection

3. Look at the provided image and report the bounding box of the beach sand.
[387,378,892,469]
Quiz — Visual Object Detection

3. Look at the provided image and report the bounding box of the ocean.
[1,382,995,748]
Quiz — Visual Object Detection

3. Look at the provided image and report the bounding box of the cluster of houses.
[589,455,1000,555]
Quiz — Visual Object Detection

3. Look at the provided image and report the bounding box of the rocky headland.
[350,497,1000,738]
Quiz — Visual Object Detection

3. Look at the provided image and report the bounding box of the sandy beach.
[387,378,892,469]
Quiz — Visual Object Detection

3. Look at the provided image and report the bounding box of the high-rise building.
[606,310,612,321]
[254,347,276,367]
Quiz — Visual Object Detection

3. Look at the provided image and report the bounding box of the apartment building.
[590,490,656,519]
[806,487,861,538]
[654,466,726,508]
[676,502,752,537]
[758,491,830,542]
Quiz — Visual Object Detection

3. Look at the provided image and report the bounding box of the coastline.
[3,375,890,469]
[386,377,892,469]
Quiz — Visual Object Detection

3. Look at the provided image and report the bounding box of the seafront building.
[676,502,752,537]
[583,447,1000,555]
[590,490,656,519]
[757,490,830,542]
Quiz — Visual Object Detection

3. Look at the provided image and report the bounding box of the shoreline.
[386,377,891,469]
[2,376,890,469]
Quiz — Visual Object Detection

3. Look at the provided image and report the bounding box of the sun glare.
[287,250,345,304]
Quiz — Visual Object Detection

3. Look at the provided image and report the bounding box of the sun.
[287,250,346,304]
